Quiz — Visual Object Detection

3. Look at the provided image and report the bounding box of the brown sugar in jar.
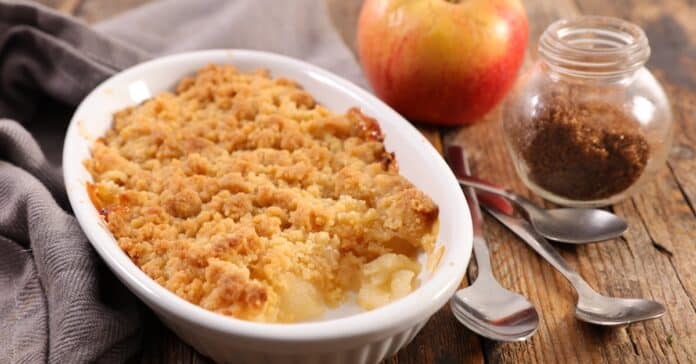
[502,16,673,206]
[511,95,650,200]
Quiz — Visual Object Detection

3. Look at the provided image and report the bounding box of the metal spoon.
[448,150,539,341]
[486,208,666,326]
[456,174,627,244]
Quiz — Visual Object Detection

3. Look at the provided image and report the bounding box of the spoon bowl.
[446,145,539,341]
[529,207,628,244]
[575,294,666,326]
[451,280,539,341]
[455,175,628,243]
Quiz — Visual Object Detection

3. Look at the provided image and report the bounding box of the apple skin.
[357,0,528,125]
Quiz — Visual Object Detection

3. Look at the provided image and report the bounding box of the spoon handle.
[456,176,518,202]
[455,176,542,220]
[445,146,515,215]
[485,208,596,296]
[445,146,494,278]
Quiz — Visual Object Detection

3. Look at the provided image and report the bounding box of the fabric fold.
[0,161,143,363]
[0,0,365,362]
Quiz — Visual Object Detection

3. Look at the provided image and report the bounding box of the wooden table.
[38,0,696,363]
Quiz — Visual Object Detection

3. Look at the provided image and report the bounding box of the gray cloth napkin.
[0,1,365,362]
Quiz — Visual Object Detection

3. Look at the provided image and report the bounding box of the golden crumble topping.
[85,64,438,322]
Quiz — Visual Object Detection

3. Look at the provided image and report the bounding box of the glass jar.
[502,16,673,207]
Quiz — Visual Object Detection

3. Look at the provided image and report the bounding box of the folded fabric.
[0,1,365,362]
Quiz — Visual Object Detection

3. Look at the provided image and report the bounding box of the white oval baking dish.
[63,49,472,364]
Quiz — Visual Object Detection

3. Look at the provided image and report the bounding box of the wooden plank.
[666,84,696,215]
[447,0,696,363]
[570,2,696,361]
[138,310,211,364]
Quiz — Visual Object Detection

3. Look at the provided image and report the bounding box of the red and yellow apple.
[357,0,528,125]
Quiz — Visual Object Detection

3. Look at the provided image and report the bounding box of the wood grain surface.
[37,0,696,363]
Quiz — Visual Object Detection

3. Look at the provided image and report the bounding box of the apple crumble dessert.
[85,64,438,322]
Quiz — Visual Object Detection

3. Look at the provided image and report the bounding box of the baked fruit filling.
[85,64,438,322]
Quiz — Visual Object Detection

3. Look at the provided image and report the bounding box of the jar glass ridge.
[502,16,673,207]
